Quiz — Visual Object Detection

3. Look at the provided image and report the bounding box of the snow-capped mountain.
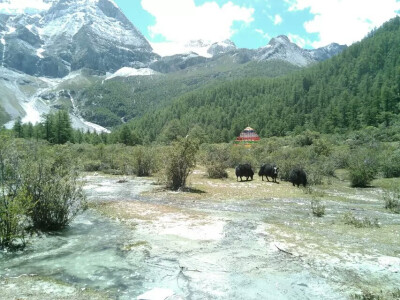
[0,0,157,78]
[151,39,233,58]
[151,36,345,69]
[207,39,237,56]
[255,35,313,66]
[0,0,347,132]
[253,35,347,67]
[0,0,346,77]
[308,42,346,61]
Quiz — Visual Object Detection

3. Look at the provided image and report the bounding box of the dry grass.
[0,275,110,300]
[144,166,308,202]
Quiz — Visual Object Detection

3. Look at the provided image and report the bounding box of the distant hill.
[128,17,400,143]
[76,59,301,127]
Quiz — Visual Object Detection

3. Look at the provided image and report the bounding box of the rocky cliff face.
[0,0,157,78]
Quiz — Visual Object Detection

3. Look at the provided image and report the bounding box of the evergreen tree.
[12,117,23,138]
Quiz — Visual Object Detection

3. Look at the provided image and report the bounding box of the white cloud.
[288,33,310,48]
[141,0,254,43]
[274,14,282,25]
[0,0,52,14]
[255,28,271,40]
[286,0,400,47]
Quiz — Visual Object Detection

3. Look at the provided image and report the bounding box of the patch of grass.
[311,199,325,217]
[121,241,150,251]
[384,193,400,214]
[334,169,350,181]
[178,187,206,194]
[343,212,380,228]
[372,177,400,190]
[352,288,400,300]
[146,167,309,202]
[303,186,327,197]
[382,186,400,214]
[0,274,110,300]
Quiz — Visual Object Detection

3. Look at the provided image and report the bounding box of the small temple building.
[234,126,260,147]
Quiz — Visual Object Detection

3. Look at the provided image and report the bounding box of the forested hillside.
[78,59,300,127]
[130,17,400,143]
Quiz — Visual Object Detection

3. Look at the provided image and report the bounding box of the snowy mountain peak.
[308,43,347,61]
[207,39,236,56]
[274,35,291,42]
[0,0,156,78]
[152,39,237,58]
[267,35,292,47]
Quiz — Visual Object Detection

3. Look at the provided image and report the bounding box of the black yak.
[235,164,254,181]
[289,168,307,187]
[258,164,279,183]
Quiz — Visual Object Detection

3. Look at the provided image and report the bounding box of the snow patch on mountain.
[207,39,236,56]
[40,0,151,49]
[0,0,155,77]
[255,35,313,67]
[151,41,211,58]
[151,39,239,58]
[67,89,110,133]
[1,68,109,133]
[106,67,158,80]
[36,47,45,58]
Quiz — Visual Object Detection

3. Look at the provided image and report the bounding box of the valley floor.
[1,169,399,299]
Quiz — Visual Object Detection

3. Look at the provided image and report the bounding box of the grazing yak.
[258,164,279,183]
[289,168,307,187]
[235,163,254,181]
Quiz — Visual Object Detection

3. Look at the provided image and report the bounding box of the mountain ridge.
[0,0,346,78]
[128,16,400,142]
[0,0,348,132]
[0,0,157,78]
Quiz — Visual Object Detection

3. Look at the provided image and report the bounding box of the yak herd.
[235,163,307,187]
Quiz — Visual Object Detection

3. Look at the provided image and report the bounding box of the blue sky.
[115,0,317,49]
[114,0,400,49]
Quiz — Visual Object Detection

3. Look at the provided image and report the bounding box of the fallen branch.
[275,244,293,256]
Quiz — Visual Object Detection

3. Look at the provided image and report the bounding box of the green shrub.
[311,199,325,217]
[270,147,308,181]
[132,146,157,177]
[343,212,380,228]
[0,138,33,249]
[348,149,378,187]
[383,188,400,214]
[311,138,332,157]
[381,149,400,178]
[25,146,86,231]
[294,130,320,146]
[228,145,257,168]
[352,288,400,300]
[201,144,230,179]
[164,137,199,190]
[349,166,375,187]
[306,168,322,185]
[330,146,351,169]
[83,160,102,172]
